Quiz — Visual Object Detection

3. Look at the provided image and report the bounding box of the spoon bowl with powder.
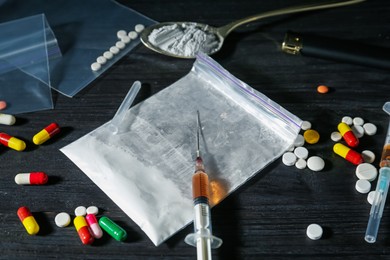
[140,0,365,58]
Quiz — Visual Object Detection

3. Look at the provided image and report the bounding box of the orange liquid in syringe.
[192,172,210,199]
[380,144,390,168]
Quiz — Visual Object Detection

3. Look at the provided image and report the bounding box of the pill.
[355,163,378,181]
[307,156,325,171]
[363,123,377,136]
[294,146,309,159]
[0,101,7,110]
[103,51,113,60]
[117,30,127,39]
[367,191,381,205]
[317,85,329,94]
[333,143,363,165]
[75,206,87,217]
[109,46,120,55]
[282,152,297,166]
[351,125,364,139]
[86,206,99,215]
[337,122,359,147]
[115,41,126,49]
[0,133,26,151]
[128,31,138,40]
[99,216,127,241]
[341,116,353,126]
[287,144,294,152]
[303,129,320,144]
[15,172,48,185]
[86,214,103,239]
[361,150,375,163]
[330,131,342,142]
[17,206,39,235]
[134,24,145,33]
[96,56,107,65]
[353,117,364,126]
[355,179,371,194]
[91,62,101,71]
[120,35,131,44]
[74,216,94,245]
[55,212,71,228]
[0,113,16,125]
[295,158,307,169]
[33,122,60,145]
[293,134,305,147]
[301,121,312,131]
[306,224,323,240]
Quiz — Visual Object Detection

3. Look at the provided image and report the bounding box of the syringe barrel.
[379,121,390,167]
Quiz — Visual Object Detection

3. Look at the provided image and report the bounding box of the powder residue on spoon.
[148,23,221,58]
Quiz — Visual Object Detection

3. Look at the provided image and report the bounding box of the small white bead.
[361,150,375,163]
[75,206,87,216]
[117,30,127,39]
[353,117,365,126]
[121,36,131,44]
[96,56,107,65]
[135,24,145,33]
[116,41,126,49]
[91,62,101,71]
[282,152,297,166]
[55,212,71,228]
[342,116,353,125]
[86,206,99,215]
[306,224,323,240]
[128,31,138,40]
[301,121,312,131]
[294,146,309,159]
[355,179,371,194]
[109,46,120,55]
[351,125,364,138]
[363,123,377,136]
[103,51,114,60]
[295,158,307,169]
[330,131,342,142]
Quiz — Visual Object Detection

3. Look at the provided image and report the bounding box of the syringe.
[379,102,390,168]
[184,111,222,260]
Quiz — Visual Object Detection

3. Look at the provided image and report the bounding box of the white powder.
[148,23,221,57]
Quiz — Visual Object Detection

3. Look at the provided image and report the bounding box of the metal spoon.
[140,0,365,59]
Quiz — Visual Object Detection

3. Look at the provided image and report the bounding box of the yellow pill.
[304,129,320,144]
[0,133,26,151]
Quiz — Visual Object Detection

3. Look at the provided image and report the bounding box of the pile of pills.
[19,205,127,244]
[282,120,325,172]
[91,24,145,72]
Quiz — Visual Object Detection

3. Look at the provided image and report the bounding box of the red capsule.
[15,172,48,185]
[338,122,359,148]
[33,122,60,145]
[74,216,94,245]
[17,206,40,235]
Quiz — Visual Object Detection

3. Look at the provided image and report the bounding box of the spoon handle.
[217,0,366,37]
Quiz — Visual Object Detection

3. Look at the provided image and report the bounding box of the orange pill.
[317,85,329,94]
[0,101,6,110]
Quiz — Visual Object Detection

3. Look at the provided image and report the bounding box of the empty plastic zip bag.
[0,14,61,114]
[61,53,302,246]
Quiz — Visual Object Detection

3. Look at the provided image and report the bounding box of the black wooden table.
[1,0,390,259]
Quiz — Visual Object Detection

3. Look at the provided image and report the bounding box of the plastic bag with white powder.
[60,53,302,246]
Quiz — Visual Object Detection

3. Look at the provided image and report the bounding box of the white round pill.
[287,145,294,152]
[342,116,353,125]
[351,125,364,138]
[103,51,113,60]
[128,31,138,40]
[307,156,325,171]
[353,117,364,126]
[117,30,127,39]
[367,191,381,205]
[330,131,342,142]
[75,206,87,216]
[282,152,297,166]
[121,35,131,44]
[86,206,99,215]
[109,46,120,55]
[91,62,101,71]
[294,134,305,147]
[301,121,312,131]
[116,41,126,49]
[55,212,71,228]
[361,150,375,163]
[306,224,323,240]
[135,24,145,33]
[355,179,371,194]
[363,123,377,136]
[295,158,307,169]
[356,163,378,181]
[96,56,107,65]
[294,146,309,159]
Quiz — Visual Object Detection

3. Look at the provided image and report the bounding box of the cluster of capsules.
[282,120,326,172]
[90,24,145,72]
[331,116,380,200]
[0,117,60,151]
[18,205,127,245]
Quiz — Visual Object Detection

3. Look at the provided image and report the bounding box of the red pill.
[15,172,48,185]
[74,216,94,245]
[33,122,60,145]
[337,122,359,148]
[17,206,40,235]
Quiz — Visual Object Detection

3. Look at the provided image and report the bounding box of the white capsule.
[134,24,145,33]
[128,31,138,40]
[55,212,71,228]
[306,224,323,240]
[86,206,99,215]
[361,150,375,164]
[117,30,127,39]
[109,46,120,55]
[75,206,87,216]
[301,121,312,131]
[103,51,114,60]
[116,41,126,49]
[91,62,101,71]
[96,56,107,65]
[0,113,16,125]
[330,131,342,142]
[363,123,377,136]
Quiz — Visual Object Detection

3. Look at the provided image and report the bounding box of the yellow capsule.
[0,133,26,151]
[303,129,320,144]
[32,123,60,145]
[17,206,39,235]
